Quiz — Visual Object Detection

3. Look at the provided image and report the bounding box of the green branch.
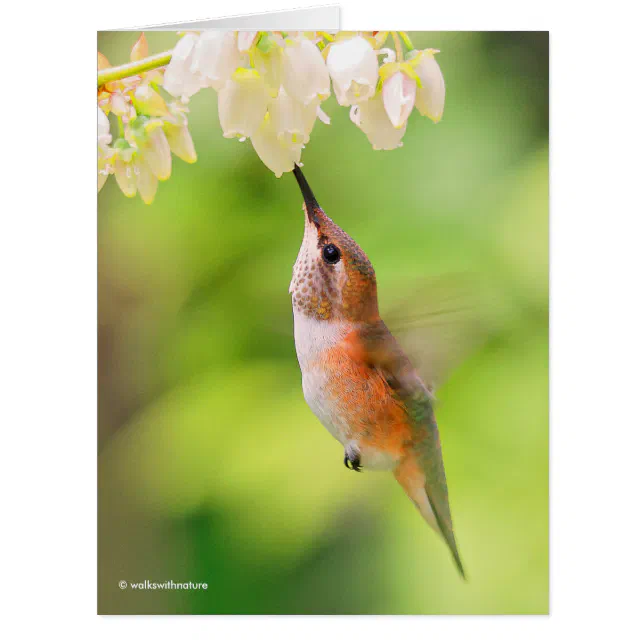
[98,50,173,87]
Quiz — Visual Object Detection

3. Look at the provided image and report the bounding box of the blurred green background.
[98,31,548,614]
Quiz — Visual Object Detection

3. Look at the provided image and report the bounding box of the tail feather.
[395,454,466,579]
[424,486,466,579]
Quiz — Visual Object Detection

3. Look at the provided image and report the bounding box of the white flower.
[129,118,172,181]
[163,34,205,101]
[251,114,302,177]
[98,107,112,148]
[142,125,172,180]
[254,41,284,97]
[102,30,448,202]
[113,144,137,198]
[316,105,331,125]
[98,160,110,192]
[191,30,241,91]
[98,108,113,192]
[163,105,197,164]
[132,83,169,117]
[327,35,378,106]
[350,94,407,150]
[105,86,135,120]
[133,156,159,205]
[217,70,269,139]
[237,31,258,54]
[111,142,160,204]
[382,69,417,129]
[282,37,330,105]
[269,88,318,146]
[413,50,445,123]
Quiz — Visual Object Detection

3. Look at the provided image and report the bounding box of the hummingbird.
[289,165,465,578]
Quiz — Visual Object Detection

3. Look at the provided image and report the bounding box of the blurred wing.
[382,273,501,393]
[357,322,465,578]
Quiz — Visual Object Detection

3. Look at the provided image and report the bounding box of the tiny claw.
[344,453,362,472]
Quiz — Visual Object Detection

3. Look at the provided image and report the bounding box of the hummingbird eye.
[322,243,341,265]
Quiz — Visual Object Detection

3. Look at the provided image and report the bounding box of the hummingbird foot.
[344,445,362,472]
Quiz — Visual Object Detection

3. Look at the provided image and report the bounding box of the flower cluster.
[98,31,445,203]
[98,34,197,204]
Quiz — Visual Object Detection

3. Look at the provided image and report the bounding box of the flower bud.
[327,35,378,106]
[282,37,330,105]
[97,52,111,71]
[413,50,445,123]
[130,33,148,62]
[218,70,268,139]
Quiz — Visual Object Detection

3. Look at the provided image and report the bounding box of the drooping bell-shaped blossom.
[217,70,269,139]
[112,142,137,198]
[269,88,318,146]
[164,122,197,164]
[254,36,285,97]
[163,104,197,164]
[350,94,407,150]
[129,118,172,181]
[102,81,136,121]
[132,83,169,117]
[382,69,417,129]
[97,108,113,192]
[327,35,379,106]
[98,155,111,192]
[282,37,330,105]
[133,156,159,205]
[191,30,242,90]
[163,34,205,101]
[142,126,172,180]
[111,141,160,204]
[102,30,448,196]
[413,50,445,123]
[98,107,112,148]
[251,114,303,177]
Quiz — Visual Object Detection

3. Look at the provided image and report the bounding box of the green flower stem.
[400,32,414,50]
[391,32,404,63]
[98,50,173,87]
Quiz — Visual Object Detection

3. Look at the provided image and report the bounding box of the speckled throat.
[289,167,379,322]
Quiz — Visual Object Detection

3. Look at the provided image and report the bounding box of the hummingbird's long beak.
[293,165,320,224]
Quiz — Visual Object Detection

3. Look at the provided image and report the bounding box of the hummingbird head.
[290,166,379,323]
